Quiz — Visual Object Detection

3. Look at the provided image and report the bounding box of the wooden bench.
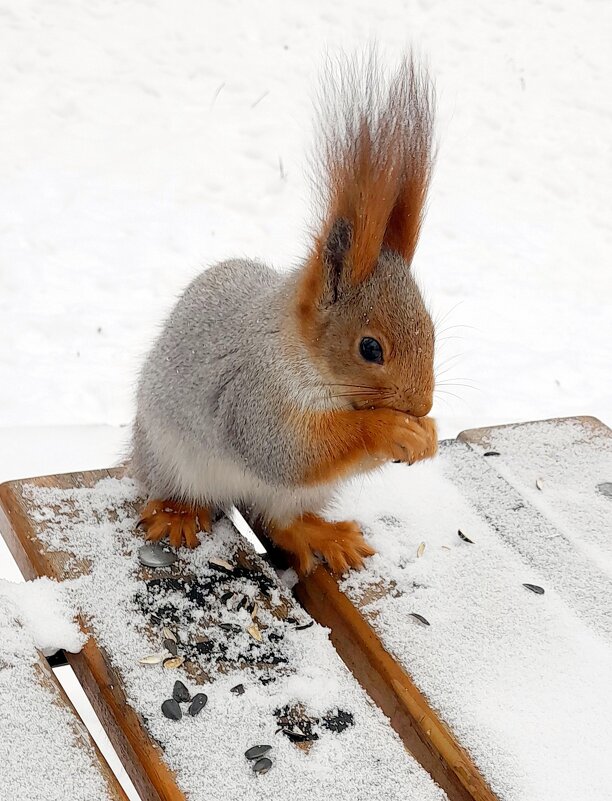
[1,416,610,801]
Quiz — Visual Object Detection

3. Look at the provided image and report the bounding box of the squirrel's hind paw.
[268,514,375,576]
[137,499,212,550]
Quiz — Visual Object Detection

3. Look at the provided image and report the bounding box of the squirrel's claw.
[137,499,212,550]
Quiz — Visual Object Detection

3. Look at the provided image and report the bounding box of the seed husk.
[188,693,208,716]
[417,542,426,558]
[162,627,177,642]
[172,680,191,703]
[251,602,259,619]
[161,698,182,720]
[457,530,474,543]
[138,652,165,665]
[219,623,241,633]
[245,744,272,760]
[209,557,234,574]
[163,638,178,656]
[410,613,430,626]
[231,683,245,695]
[294,621,314,631]
[535,478,544,491]
[597,482,612,498]
[163,656,184,669]
[253,757,272,775]
[247,623,262,642]
[483,451,500,457]
[523,583,545,595]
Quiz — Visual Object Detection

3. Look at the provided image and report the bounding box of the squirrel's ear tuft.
[311,52,435,281]
[321,218,353,304]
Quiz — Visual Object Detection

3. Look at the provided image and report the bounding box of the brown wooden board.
[0,469,449,801]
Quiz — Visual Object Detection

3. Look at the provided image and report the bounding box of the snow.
[0,585,114,801]
[0,0,610,443]
[20,476,447,801]
[330,445,612,801]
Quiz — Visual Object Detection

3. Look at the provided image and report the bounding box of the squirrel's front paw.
[363,409,438,464]
[137,499,212,549]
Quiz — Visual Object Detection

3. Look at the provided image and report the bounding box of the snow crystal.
[22,477,447,801]
[331,446,612,801]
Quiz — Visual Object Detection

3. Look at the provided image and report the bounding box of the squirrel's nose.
[405,395,433,417]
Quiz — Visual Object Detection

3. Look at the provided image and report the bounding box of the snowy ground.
[0,1,610,799]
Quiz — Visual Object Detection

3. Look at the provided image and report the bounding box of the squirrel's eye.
[359,337,384,364]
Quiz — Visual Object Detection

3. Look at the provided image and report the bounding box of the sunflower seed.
[410,613,430,626]
[138,652,165,665]
[231,683,245,695]
[535,478,544,491]
[188,693,208,716]
[162,627,177,642]
[163,656,184,669]
[161,698,182,720]
[597,482,612,498]
[219,623,241,633]
[172,680,191,703]
[247,623,262,642]
[253,757,272,775]
[457,530,474,543]
[294,621,314,631]
[245,745,272,760]
[163,638,178,656]
[483,450,500,457]
[220,591,234,605]
[251,602,259,619]
[138,544,178,568]
[209,557,234,574]
[523,583,545,595]
[417,542,426,558]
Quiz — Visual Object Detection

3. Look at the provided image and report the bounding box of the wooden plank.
[0,469,183,801]
[0,469,449,801]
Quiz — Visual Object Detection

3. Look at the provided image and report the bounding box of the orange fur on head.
[310,53,435,286]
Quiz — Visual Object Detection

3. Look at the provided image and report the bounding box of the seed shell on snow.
[188,693,208,716]
[457,530,474,544]
[163,656,185,669]
[138,652,166,665]
[252,757,273,775]
[231,683,245,695]
[247,623,263,642]
[417,542,426,558]
[162,627,177,642]
[410,613,430,626]
[294,621,314,631]
[483,450,500,457]
[172,680,191,703]
[535,478,544,491]
[161,698,182,720]
[523,583,545,595]
[163,638,178,656]
[245,745,272,760]
[208,557,234,574]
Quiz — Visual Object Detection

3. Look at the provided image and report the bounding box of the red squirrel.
[131,55,438,574]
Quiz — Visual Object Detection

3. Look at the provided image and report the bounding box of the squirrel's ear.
[320,218,353,304]
[382,158,432,263]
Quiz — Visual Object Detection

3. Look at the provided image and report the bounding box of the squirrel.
[131,54,438,575]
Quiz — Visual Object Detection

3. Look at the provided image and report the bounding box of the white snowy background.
[0,1,610,799]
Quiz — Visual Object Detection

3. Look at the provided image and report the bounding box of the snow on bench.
[0,470,447,801]
[296,418,612,801]
[0,584,127,801]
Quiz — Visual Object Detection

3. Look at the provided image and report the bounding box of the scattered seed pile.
[331,439,612,801]
[23,477,447,801]
[0,587,113,801]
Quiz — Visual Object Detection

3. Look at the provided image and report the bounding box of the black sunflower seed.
[231,683,245,695]
[523,583,545,595]
[295,621,314,631]
[253,757,272,775]
[457,530,474,543]
[483,451,500,457]
[188,693,208,716]
[172,680,191,703]
[219,623,241,633]
[245,745,272,760]
[410,613,430,626]
[163,638,178,656]
[161,698,182,720]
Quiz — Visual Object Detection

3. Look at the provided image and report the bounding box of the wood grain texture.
[458,414,609,449]
[0,468,186,801]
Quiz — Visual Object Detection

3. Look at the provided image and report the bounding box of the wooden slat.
[0,469,184,801]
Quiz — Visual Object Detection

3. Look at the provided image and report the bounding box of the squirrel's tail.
[310,51,435,284]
